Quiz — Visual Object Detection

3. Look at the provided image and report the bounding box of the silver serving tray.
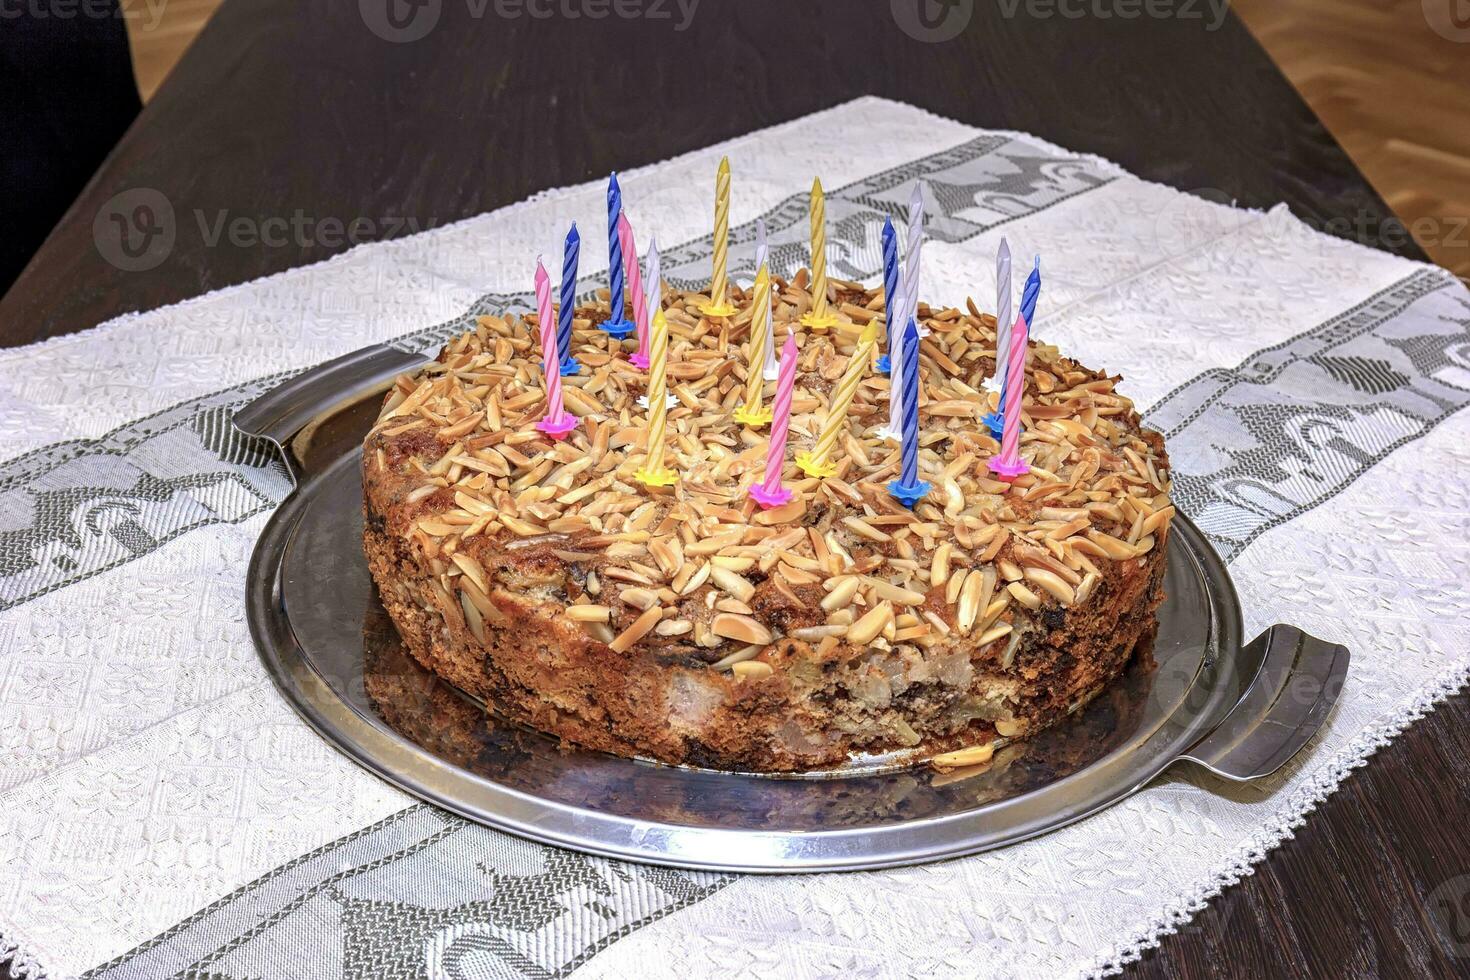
[238,344,1349,873]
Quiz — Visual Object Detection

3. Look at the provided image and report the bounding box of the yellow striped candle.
[634,307,678,487]
[698,156,737,318]
[799,177,841,331]
[796,320,879,479]
[732,264,774,427]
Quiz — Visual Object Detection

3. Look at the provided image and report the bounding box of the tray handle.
[1176,624,1349,781]
[233,343,431,486]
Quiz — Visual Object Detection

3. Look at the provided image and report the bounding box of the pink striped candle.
[987,312,1030,478]
[749,333,798,509]
[618,214,646,365]
[632,237,659,370]
[534,259,578,440]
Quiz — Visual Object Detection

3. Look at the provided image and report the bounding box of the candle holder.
[637,392,678,410]
[799,308,842,332]
[536,412,578,441]
[634,465,679,488]
[628,353,650,370]
[986,455,1030,480]
[558,355,581,377]
[794,451,837,480]
[748,482,793,509]
[887,477,931,509]
[599,314,635,340]
[982,410,1005,440]
[875,353,891,375]
[732,405,773,428]
[698,297,738,319]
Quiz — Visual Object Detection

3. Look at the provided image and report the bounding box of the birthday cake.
[363,296,1173,773]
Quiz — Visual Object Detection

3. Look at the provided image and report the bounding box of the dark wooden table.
[3,2,1466,976]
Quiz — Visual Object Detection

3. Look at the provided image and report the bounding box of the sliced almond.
[710,613,773,646]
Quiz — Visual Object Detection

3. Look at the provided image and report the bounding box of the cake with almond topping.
[362,274,1173,773]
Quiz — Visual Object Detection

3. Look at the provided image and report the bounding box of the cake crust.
[362,276,1173,772]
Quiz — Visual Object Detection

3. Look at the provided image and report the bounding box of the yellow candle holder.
[800,307,843,331]
[634,465,679,488]
[732,405,773,428]
[795,450,838,480]
[698,297,738,319]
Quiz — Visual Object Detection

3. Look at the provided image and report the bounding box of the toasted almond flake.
[846,601,893,646]
[930,542,953,588]
[619,587,660,610]
[822,576,860,611]
[931,743,994,769]
[866,578,926,606]
[449,553,489,592]
[1006,581,1042,609]
[655,618,693,636]
[566,604,612,623]
[1086,530,1135,560]
[711,613,773,646]
[708,565,756,603]
[977,622,1012,646]
[841,516,891,543]
[678,562,711,595]
[791,624,848,641]
[1024,566,1076,605]
[992,717,1026,738]
[956,569,990,634]
[731,660,774,680]
[460,592,487,644]
[711,645,762,669]
[603,606,661,653]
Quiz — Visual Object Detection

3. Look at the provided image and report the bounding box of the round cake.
[362,272,1174,773]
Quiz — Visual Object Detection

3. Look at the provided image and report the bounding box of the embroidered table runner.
[2,97,1467,979]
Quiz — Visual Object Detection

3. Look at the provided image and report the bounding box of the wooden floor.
[124,1,1469,276]
[1235,0,1470,278]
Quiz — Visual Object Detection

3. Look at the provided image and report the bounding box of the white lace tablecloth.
[2,97,1467,980]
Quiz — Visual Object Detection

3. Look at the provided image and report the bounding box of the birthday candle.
[877,217,900,374]
[618,213,646,362]
[601,175,634,337]
[1019,256,1041,329]
[633,237,660,370]
[557,223,580,374]
[901,183,925,336]
[887,318,930,506]
[755,221,776,380]
[990,237,1013,392]
[797,321,879,478]
[635,307,677,486]
[534,260,577,439]
[699,156,736,316]
[749,333,798,509]
[734,265,774,426]
[988,313,1031,479]
[800,178,841,329]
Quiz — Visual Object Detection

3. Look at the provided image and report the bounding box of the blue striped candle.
[601,173,634,338]
[1019,256,1041,329]
[557,223,580,376]
[887,318,931,507]
[877,217,900,375]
